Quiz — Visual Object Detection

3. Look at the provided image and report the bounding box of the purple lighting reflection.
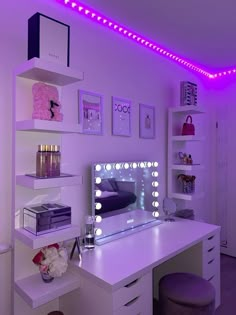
[57,0,236,80]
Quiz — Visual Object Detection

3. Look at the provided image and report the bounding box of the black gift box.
[28,12,70,66]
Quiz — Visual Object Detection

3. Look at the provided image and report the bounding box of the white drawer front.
[208,273,220,308]
[203,246,217,266]
[113,272,151,310]
[114,294,145,315]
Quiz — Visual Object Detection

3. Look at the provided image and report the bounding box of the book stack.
[180,81,197,106]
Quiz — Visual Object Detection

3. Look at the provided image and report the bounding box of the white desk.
[61,219,221,315]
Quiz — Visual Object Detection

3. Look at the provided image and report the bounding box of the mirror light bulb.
[95,177,102,184]
[96,190,102,197]
[139,162,145,168]
[124,163,129,169]
[152,201,159,207]
[152,162,158,167]
[152,171,159,177]
[152,191,159,197]
[105,164,112,171]
[147,162,152,167]
[95,215,102,223]
[152,181,159,187]
[95,203,102,210]
[132,162,137,168]
[95,164,102,172]
[95,228,103,236]
[115,163,121,170]
[152,211,160,218]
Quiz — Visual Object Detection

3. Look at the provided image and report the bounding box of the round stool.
[159,272,215,315]
[47,312,64,315]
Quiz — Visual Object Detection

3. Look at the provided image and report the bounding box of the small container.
[46,145,61,177]
[54,145,61,176]
[36,144,47,178]
[84,216,95,249]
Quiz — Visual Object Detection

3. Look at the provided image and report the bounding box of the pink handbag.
[182,115,195,136]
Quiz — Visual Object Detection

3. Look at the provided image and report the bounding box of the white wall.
[0,0,215,314]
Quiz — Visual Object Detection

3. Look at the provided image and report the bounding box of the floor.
[215,254,236,315]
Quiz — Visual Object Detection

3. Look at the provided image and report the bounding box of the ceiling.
[79,0,236,71]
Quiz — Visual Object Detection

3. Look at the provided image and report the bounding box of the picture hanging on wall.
[78,90,103,135]
[139,103,155,139]
[112,96,131,137]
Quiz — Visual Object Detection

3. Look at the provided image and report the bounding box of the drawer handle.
[125,278,139,288]
[208,247,215,253]
[208,235,214,241]
[208,275,215,281]
[208,259,215,265]
[124,296,139,307]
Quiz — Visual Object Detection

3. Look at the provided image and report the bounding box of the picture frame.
[139,103,155,139]
[78,90,103,135]
[112,96,131,137]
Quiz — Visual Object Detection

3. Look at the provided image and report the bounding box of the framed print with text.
[112,96,131,137]
[139,103,155,139]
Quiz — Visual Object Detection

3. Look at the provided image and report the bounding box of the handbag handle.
[185,115,192,123]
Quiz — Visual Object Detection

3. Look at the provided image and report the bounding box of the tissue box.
[23,203,71,235]
[28,12,70,66]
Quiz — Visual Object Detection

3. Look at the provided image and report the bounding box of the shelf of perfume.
[170,192,204,201]
[170,105,205,115]
[171,164,204,171]
[15,57,84,86]
[15,225,80,249]
[16,119,82,134]
[16,174,82,189]
[15,266,80,309]
[172,135,205,141]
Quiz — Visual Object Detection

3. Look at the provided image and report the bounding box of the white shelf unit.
[15,267,80,309]
[168,106,205,201]
[12,58,84,312]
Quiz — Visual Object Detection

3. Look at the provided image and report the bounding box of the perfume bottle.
[84,216,95,249]
[36,144,47,178]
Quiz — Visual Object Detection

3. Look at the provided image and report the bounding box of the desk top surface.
[72,219,220,291]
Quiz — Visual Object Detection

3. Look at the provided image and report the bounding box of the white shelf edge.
[14,57,84,86]
[16,120,82,134]
[16,174,82,189]
[172,164,203,171]
[169,106,205,114]
[171,192,204,201]
[15,267,80,309]
[15,225,80,249]
[172,135,205,141]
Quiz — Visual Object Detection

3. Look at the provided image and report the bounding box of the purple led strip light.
[57,0,236,79]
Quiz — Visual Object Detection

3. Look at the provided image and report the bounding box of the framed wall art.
[78,90,103,135]
[112,96,131,137]
[139,103,155,139]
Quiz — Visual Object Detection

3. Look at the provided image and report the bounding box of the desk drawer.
[114,294,145,315]
[203,256,218,280]
[113,272,151,310]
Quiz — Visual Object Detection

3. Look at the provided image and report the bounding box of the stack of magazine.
[180,81,197,106]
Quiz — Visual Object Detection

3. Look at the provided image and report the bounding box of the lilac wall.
[0,0,216,314]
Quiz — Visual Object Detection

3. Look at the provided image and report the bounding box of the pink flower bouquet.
[32,243,68,278]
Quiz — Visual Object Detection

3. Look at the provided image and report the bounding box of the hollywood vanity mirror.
[92,161,162,244]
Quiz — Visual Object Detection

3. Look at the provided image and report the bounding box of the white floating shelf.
[172,164,203,171]
[16,174,82,189]
[15,57,84,86]
[15,225,80,249]
[16,119,81,134]
[15,268,80,309]
[170,105,205,114]
[172,135,205,141]
[171,192,204,201]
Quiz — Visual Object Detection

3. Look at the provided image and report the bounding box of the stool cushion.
[159,272,215,307]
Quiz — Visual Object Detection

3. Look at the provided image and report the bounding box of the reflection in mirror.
[92,161,162,244]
